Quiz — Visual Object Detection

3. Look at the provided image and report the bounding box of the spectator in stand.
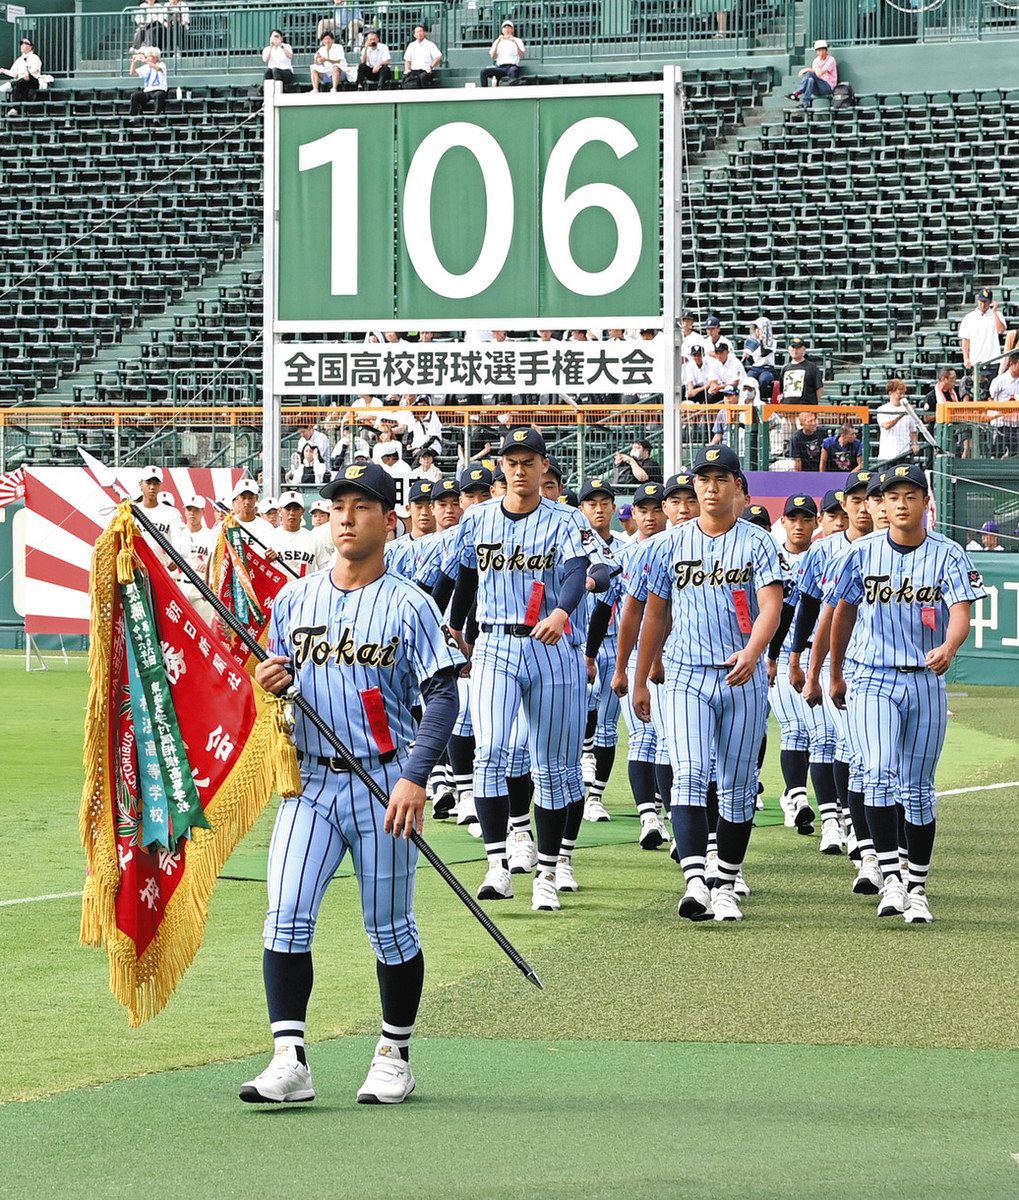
[966,520,1005,552]
[612,439,662,486]
[404,395,443,462]
[357,29,392,88]
[164,0,189,55]
[127,49,167,119]
[481,21,525,87]
[683,344,710,403]
[296,420,331,463]
[262,30,295,89]
[742,316,777,401]
[706,340,746,398]
[374,442,413,511]
[960,287,1007,400]
[680,310,702,362]
[287,444,331,485]
[704,315,729,357]
[780,336,823,406]
[988,350,1019,458]
[132,0,166,49]
[790,410,826,472]
[790,39,837,110]
[410,447,443,483]
[310,31,348,92]
[402,25,442,89]
[819,423,863,472]
[920,365,965,456]
[875,378,920,464]
[317,5,364,46]
[1,37,42,115]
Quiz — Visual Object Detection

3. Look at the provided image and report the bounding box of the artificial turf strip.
[3,655,1019,1108]
[1,1036,1016,1200]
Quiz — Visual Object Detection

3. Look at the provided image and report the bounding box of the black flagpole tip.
[526,968,544,991]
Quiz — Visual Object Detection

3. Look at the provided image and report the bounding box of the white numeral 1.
[299,127,359,296]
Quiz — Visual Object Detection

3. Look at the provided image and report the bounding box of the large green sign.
[955,552,1019,687]
[274,88,663,327]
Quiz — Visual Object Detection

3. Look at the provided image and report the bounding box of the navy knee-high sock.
[476,794,511,866]
[715,816,753,888]
[671,806,709,883]
[629,759,658,818]
[559,798,585,861]
[810,761,839,822]
[780,748,809,791]
[705,779,719,852]
[264,949,313,1064]
[377,951,424,1061]
[866,804,901,882]
[655,763,673,812]
[904,819,936,892]
[832,759,850,806]
[534,806,568,875]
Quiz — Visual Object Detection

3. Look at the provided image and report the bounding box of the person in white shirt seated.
[310,31,347,92]
[1,37,42,113]
[480,21,525,87]
[128,49,168,119]
[356,29,392,88]
[402,24,442,88]
[410,447,443,483]
[966,520,1005,552]
[262,29,294,89]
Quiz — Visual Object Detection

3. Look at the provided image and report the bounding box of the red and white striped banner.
[0,467,26,508]
[21,465,243,636]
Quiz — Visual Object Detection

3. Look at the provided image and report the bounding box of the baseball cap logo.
[752,506,762,515]
[345,466,365,479]
[644,485,656,495]
[421,483,432,493]
[858,472,870,481]
[794,496,806,506]
[592,478,603,488]
[835,490,844,502]
[895,466,909,476]
[470,470,482,480]
[513,430,527,442]
[706,449,720,462]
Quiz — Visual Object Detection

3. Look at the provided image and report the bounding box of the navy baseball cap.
[843,469,872,495]
[865,472,885,498]
[742,504,772,529]
[492,467,505,484]
[692,444,742,475]
[877,463,929,494]
[784,493,819,518]
[499,427,547,456]
[977,287,993,302]
[578,477,616,502]
[689,343,706,357]
[706,314,721,328]
[737,470,749,493]
[407,478,436,503]
[663,471,696,497]
[560,489,580,508]
[632,482,664,506]
[821,488,845,513]
[320,463,397,509]
[435,478,461,499]
[681,309,697,320]
[458,465,494,492]
[543,453,563,481]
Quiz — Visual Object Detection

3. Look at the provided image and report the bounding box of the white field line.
[0,890,82,907]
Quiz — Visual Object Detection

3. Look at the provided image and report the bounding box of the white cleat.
[638,811,667,850]
[755,781,765,811]
[734,868,751,898]
[466,822,483,839]
[819,818,846,855]
[705,849,720,888]
[455,790,478,827]
[476,864,514,901]
[584,796,611,822]
[852,855,883,895]
[877,877,907,917]
[507,830,538,874]
[780,790,795,827]
[792,794,815,835]
[531,871,561,911]
[581,751,597,786]
[903,887,934,924]
[555,855,579,892]
[357,1046,416,1104]
[712,886,744,922]
[678,878,714,921]
[240,1045,315,1104]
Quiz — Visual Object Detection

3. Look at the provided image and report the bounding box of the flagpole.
[81,452,544,992]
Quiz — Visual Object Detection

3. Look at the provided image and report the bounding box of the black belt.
[480,623,533,637]
[298,749,397,771]
[897,666,928,674]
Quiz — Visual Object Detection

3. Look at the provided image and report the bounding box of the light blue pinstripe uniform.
[385,532,436,581]
[770,545,835,760]
[263,570,462,962]
[623,530,674,766]
[578,531,629,746]
[645,519,782,821]
[830,531,985,824]
[450,497,601,809]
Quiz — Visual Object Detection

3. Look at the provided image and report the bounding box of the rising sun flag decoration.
[80,502,301,1025]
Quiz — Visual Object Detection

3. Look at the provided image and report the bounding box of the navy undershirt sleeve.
[555,556,589,615]
[402,667,460,787]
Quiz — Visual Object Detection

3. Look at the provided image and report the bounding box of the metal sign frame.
[262,71,682,491]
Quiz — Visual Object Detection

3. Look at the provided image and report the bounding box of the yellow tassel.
[267,693,303,798]
[110,500,137,583]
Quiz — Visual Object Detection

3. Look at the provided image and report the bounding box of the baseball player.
[272,491,334,578]
[258,497,281,528]
[788,469,879,890]
[444,429,609,913]
[179,495,215,623]
[828,463,986,923]
[819,489,849,537]
[231,478,277,545]
[136,466,187,559]
[310,499,331,527]
[766,495,845,852]
[385,479,437,579]
[633,445,783,922]
[241,463,463,1107]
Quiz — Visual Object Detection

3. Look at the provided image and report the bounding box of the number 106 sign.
[269,85,664,330]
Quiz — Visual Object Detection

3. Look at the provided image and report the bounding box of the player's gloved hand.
[531,608,568,645]
[925,644,954,675]
[254,654,293,695]
[649,655,665,685]
[585,656,597,683]
[610,669,628,697]
[724,648,758,687]
[828,672,847,710]
[788,659,806,693]
[385,778,426,839]
[633,681,652,723]
[767,658,777,687]
[802,674,822,707]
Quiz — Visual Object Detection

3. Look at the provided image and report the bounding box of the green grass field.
[2,654,1017,1198]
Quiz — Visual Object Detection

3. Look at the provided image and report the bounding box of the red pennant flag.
[208,516,291,671]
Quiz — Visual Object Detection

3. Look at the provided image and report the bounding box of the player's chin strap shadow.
[78,448,544,991]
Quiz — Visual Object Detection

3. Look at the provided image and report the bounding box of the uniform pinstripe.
[620,532,671,763]
[385,532,437,581]
[578,531,629,746]
[831,530,986,823]
[264,570,462,961]
[645,519,782,820]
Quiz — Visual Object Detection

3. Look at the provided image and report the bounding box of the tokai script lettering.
[674,560,754,589]
[862,575,944,605]
[292,624,399,668]
[477,543,557,571]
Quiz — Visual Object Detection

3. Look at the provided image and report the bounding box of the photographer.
[0,37,42,115]
[127,48,167,119]
[262,30,295,89]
